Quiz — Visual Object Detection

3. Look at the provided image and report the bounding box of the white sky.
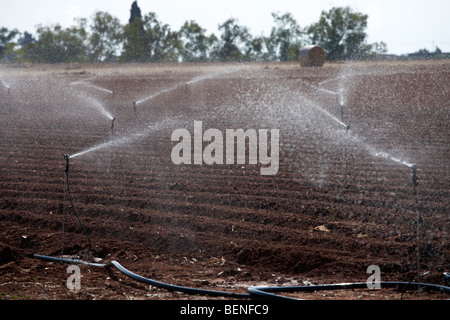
[0,0,448,55]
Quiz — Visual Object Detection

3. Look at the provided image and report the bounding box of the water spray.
[1,79,11,108]
[135,83,179,106]
[310,78,437,292]
[305,79,350,192]
[134,69,239,108]
[62,154,92,254]
[69,80,114,120]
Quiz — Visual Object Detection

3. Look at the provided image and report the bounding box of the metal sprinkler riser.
[63,154,70,173]
[411,163,418,187]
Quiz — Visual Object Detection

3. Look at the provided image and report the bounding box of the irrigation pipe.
[33,254,450,300]
[248,281,450,300]
[33,254,251,299]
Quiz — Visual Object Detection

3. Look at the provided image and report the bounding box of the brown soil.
[0,60,448,300]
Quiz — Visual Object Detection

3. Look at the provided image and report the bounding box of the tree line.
[1,2,389,64]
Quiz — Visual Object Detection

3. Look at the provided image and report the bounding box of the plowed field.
[0,60,448,300]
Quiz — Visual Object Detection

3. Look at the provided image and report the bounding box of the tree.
[248,36,265,61]
[121,12,181,62]
[88,11,123,62]
[121,14,146,62]
[266,12,302,61]
[6,31,36,62]
[145,13,181,62]
[18,31,35,46]
[365,41,387,59]
[307,7,370,60]
[179,20,214,62]
[1,5,394,63]
[23,22,88,63]
[129,1,142,24]
[214,18,252,61]
[0,27,19,60]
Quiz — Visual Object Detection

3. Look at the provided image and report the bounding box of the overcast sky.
[0,0,448,55]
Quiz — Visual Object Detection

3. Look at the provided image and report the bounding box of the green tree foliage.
[0,27,19,61]
[248,36,265,61]
[266,12,303,61]
[120,14,146,62]
[129,1,142,24]
[214,18,252,61]
[17,31,35,46]
[179,21,214,62]
[88,11,123,62]
[2,3,396,64]
[307,6,379,60]
[24,22,88,63]
[120,1,181,62]
[121,12,181,62]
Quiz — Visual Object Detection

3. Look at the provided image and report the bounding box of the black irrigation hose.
[33,254,251,299]
[248,282,450,300]
[33,254,450,300]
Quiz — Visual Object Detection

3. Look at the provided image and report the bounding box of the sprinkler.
[111,117,116,132]
[411,164,425,275]
[338,99,349,192]
[108,118,116,173]
[64,153,70,174]
[338,128,350,192]
[399,162,435,298]
[133,101,138,130]
[62,154,92,253]
[411,164,420,233]
[112,90,115,116]
[411,163,418,189]
[411,164,420,238]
